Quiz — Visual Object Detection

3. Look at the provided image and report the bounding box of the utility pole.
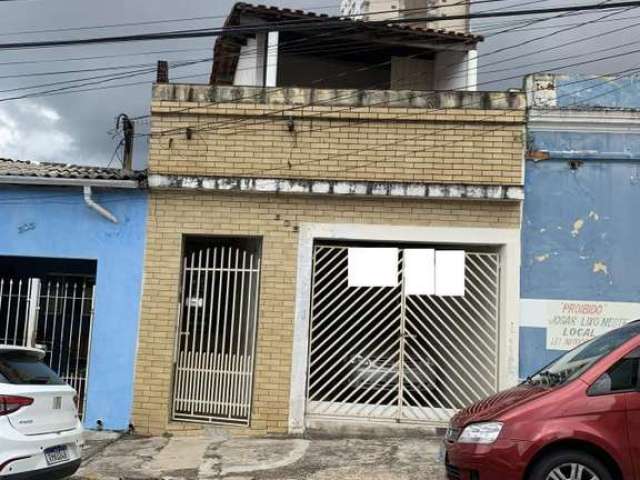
[116,113,135,170]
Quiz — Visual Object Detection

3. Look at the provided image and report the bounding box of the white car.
[0,346,83,479]
[349,353,440,392]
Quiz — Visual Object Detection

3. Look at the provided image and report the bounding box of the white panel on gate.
[404,249,435,295]
[435,251,466,296]
[347,248,398,287]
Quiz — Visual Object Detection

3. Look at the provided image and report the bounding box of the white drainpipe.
[83,185,118,224]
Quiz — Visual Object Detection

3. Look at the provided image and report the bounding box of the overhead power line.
[378,0,638,23]
[442,4,635,84]
[0,63,170,94]
[0,22,430,104]
[473,9,616,32]
[0,61,162,80]
[184,48,640,142]
[0,11,557,97]
[142,42,640,143]
[0,1,486,71]
[13,71,211,102]
[137,2,637,133]
[0,60,210,102]
[477,8,640,74]
[0,38,392,94]
[141,1,637,138]
[0,0,499,50]
[0,0,509,38]
[242,67,640,179]
[0,40,342,83]
[0,0,635,143]
[0,23,389,93]
[0,1,638,51]
[0,1,483,97]
[481,35,640,77]
[0,48,212,67]
[0,68,634,205]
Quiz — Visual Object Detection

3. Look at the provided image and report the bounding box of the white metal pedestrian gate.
[0,276,96,418]
[306,244,500,425]
[172,241,261,424]
[0,278,39,347]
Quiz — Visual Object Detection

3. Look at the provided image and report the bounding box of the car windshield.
[526,322,640,388]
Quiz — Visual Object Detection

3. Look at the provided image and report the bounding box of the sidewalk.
[73,431,445,480]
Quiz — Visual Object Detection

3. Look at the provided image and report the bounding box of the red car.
[443,320,640,480]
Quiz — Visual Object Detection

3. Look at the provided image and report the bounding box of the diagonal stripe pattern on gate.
[306,245,500,425]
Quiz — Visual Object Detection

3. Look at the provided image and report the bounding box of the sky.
[0,0,637,169]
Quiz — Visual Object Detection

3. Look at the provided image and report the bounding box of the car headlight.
[457,422,503,444]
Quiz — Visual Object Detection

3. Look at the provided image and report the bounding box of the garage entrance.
[306,242,500,425]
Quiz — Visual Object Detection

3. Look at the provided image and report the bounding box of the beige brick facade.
[132,85,526,436]
[149,102,524,185]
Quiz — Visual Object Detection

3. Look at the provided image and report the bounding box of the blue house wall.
[521,74,640,378]
[0,185,147,430]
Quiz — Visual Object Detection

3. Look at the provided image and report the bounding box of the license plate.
[44,445,69,466]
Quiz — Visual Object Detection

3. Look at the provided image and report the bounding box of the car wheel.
[529,450,613,480]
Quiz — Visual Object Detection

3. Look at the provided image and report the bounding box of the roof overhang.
[211,2,481,85]
[0,175,140,189]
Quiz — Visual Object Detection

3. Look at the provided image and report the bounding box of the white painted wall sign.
[521,298,640,351]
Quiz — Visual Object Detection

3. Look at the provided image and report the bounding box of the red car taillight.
[0,395,34,416]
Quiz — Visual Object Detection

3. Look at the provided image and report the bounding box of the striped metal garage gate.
[306,243,500,426]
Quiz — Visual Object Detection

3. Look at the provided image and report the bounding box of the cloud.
[0,0,329,168]
[0,100,78,163]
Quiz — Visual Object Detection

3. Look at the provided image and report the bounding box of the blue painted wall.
[522,74,640,377]
[554,74,640,110]
[521,154,640,375]
[0,185,147,431]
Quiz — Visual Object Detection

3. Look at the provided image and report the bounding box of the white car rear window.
[0,353,65,385]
